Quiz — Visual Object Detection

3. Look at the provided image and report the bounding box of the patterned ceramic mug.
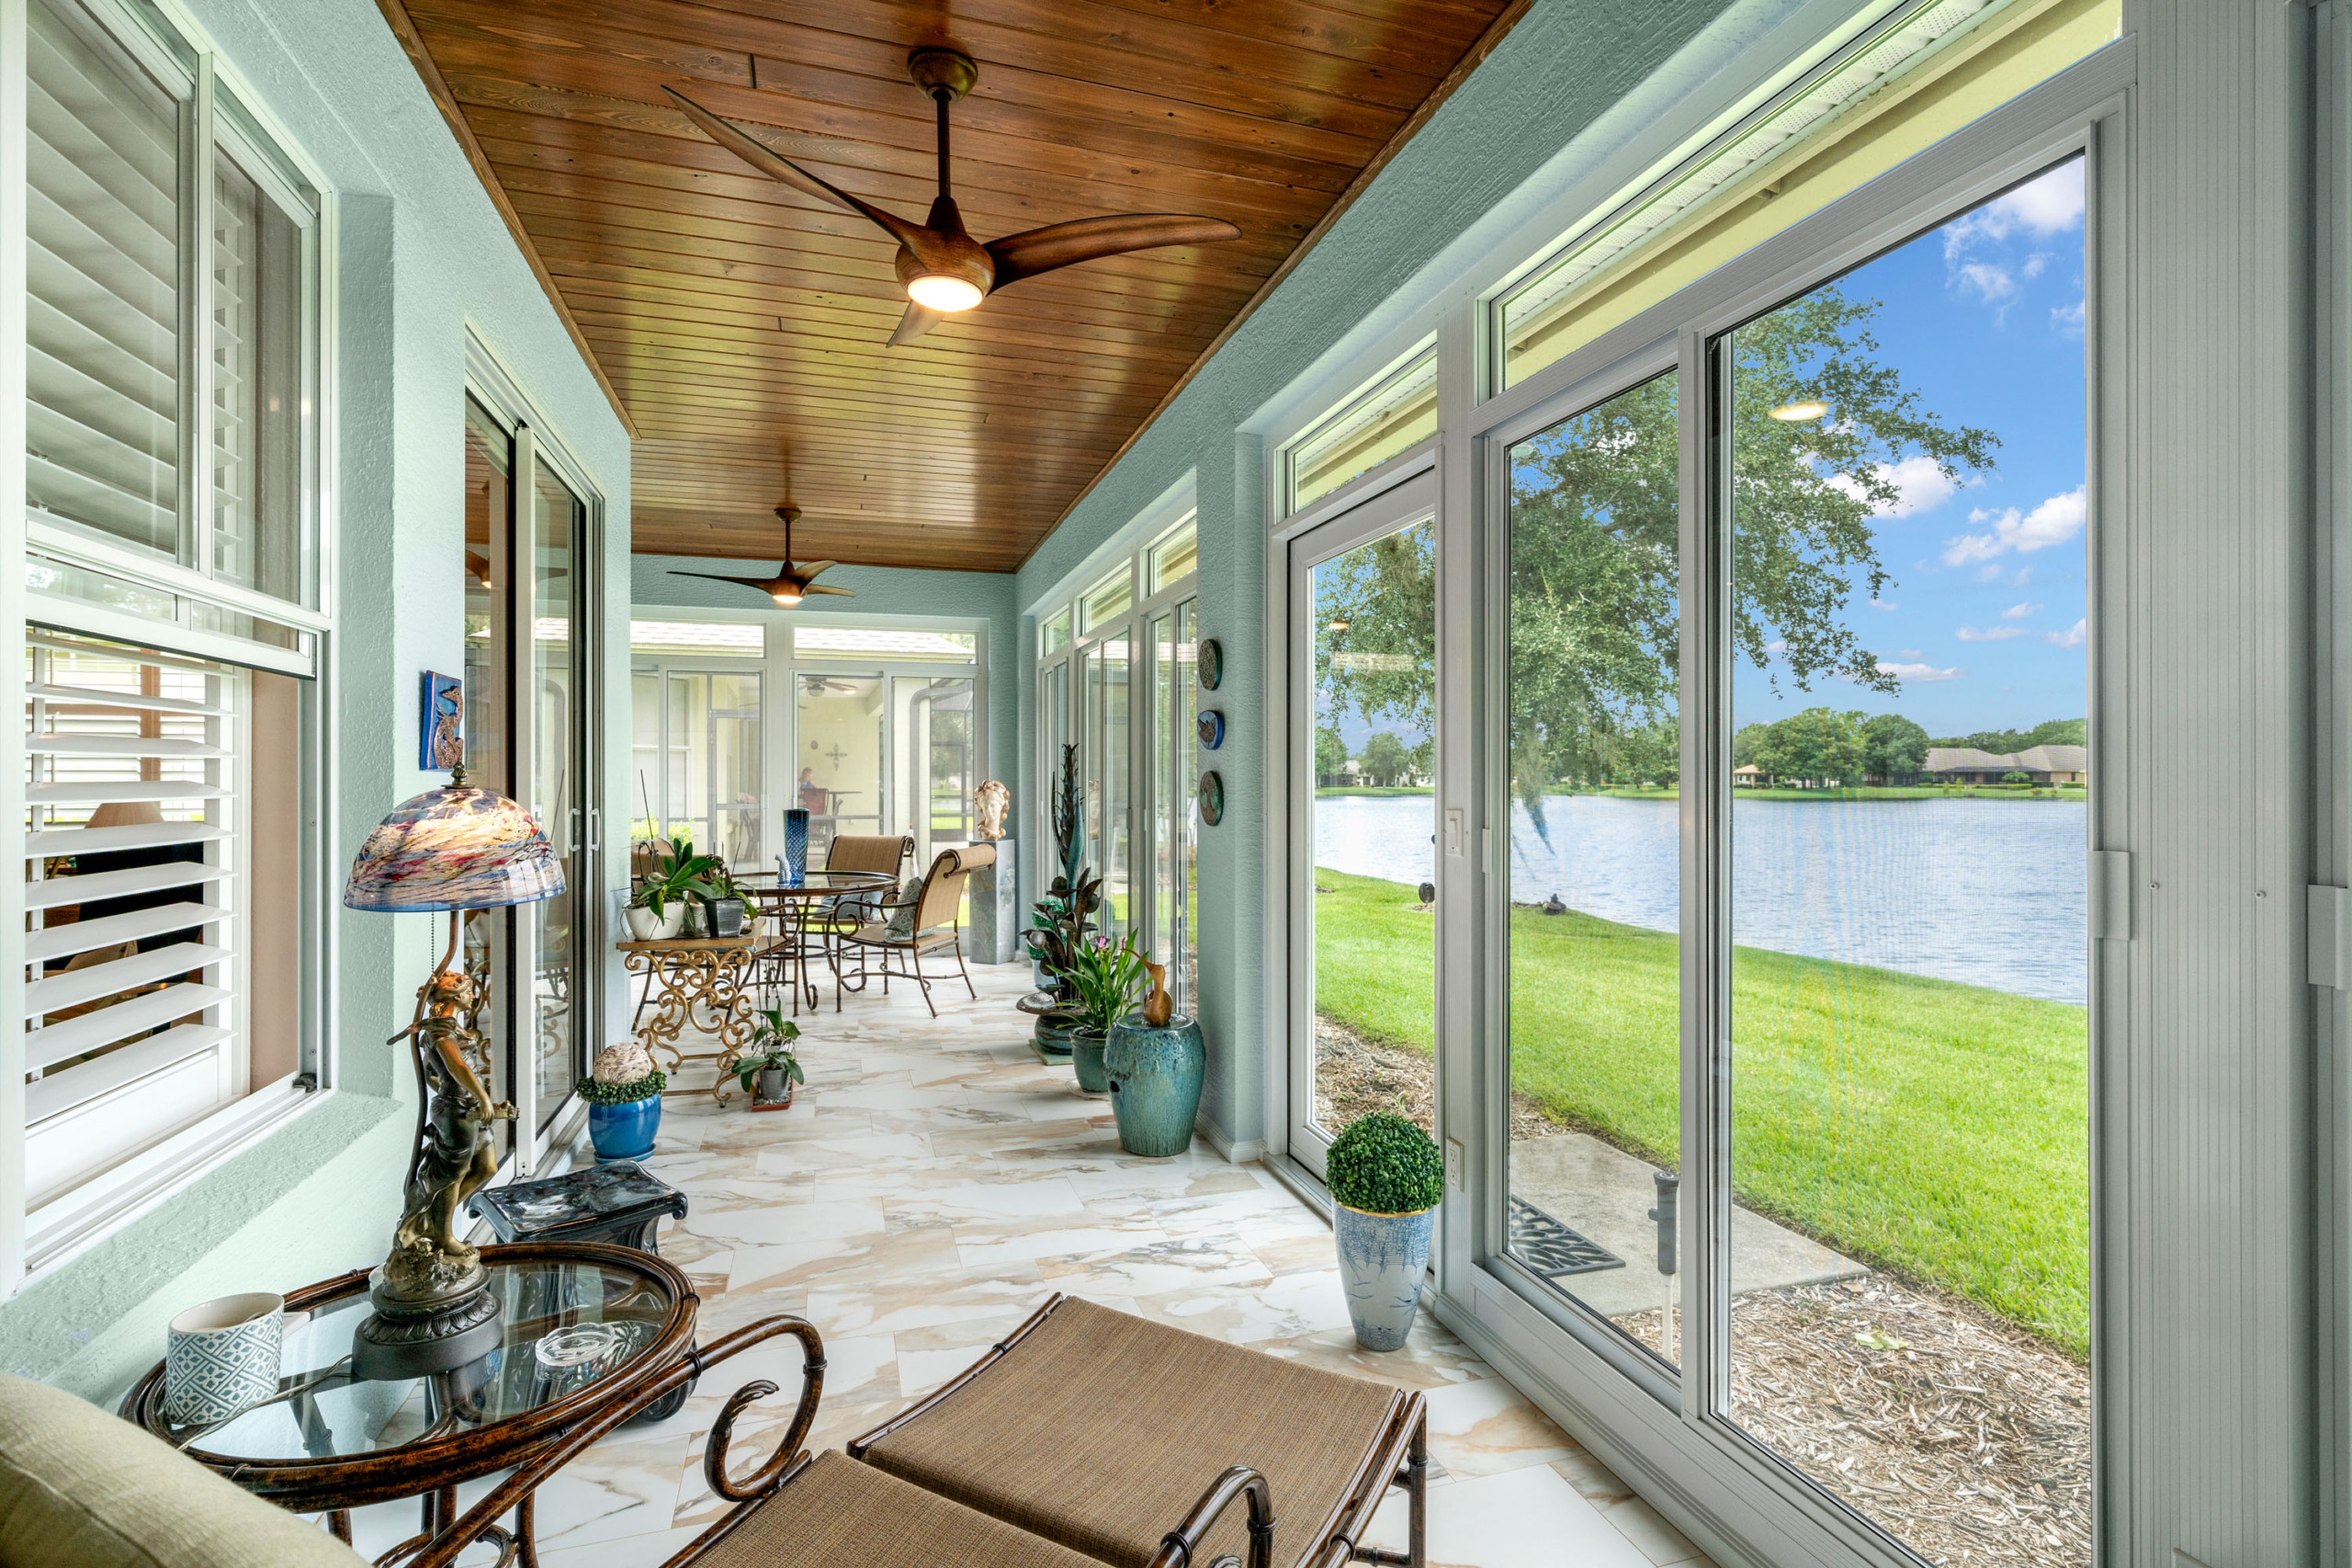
[164,1292,285,1426]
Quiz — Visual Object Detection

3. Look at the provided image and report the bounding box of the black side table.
[470,1159,688,1252]
[471,1161,695,1424]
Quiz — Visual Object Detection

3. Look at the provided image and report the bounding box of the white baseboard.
[1197,1117,1265,1165]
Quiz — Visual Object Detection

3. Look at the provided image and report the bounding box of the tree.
[1862,712,1929,782]
[1929,717,2086,752]
[1359,731,1411,785]
[2002,770,2031,786]
[1771,707,1866,787]
[1317,288,1997,829]
[1732,723,1776,777]
[1315,724,1351,781]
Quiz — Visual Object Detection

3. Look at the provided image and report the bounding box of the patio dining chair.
[752,832,915,1009]
[835,843,990,1017]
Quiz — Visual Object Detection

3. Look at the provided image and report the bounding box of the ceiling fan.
[664,48,1243,345]
[668,504,852,607]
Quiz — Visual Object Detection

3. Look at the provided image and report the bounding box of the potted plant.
[1018,744,1097,1062]
[1063,932,1148,1094]
[732,1009,804,1110]
[580,1042,666,1161]
[627,835,718,941]
[1105,960,1205,1157]
[1327,1111,1444,1351]
[699,861,752,939]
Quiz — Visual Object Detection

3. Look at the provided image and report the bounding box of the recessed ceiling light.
[1770,400,1828,422]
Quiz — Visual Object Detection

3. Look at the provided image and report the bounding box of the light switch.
[1444,1137,1465,1190]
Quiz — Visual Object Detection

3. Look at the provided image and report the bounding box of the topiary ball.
[1326,1111,1444,1215]
[592,1041,655,1085]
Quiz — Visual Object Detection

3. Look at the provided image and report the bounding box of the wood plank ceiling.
[380,0,1523,572]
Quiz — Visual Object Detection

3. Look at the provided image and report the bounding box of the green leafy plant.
[733,1009,804,1097]
[1065,933,1149,1036]
[632,834,719,916]
[578,1070,665,1105]
[1326,1111,1444,1215]
[1025,868,1102,1004]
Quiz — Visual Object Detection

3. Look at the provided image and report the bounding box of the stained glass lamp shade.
[344,785,566,911]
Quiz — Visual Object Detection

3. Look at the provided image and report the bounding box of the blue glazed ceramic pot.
[1070,1029,1112,1093]
[1032,1014,1076,1063]
[589,1095,661,1162]
[1104,1014,1204,1157]
[1333,1202,1434,1351]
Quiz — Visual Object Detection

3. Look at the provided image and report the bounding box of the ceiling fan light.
[907,274,983,312]
[771,589,804,606]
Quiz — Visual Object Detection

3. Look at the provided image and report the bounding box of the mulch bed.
[1311,1014,2090,1568]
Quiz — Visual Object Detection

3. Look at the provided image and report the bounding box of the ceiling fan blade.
[669,569,785,593]
[663,87,932,254]
[888,299,945,346]
[797,560,840,577]
[801,584,857,597]
[985,214,1242,288]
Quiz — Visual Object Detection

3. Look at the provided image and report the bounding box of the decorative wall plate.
[1197,770,1225,826]
[1197,708,1225,750]
[1198,637,1223,691]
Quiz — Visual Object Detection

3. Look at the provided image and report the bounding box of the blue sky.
[1736,156,2088,737]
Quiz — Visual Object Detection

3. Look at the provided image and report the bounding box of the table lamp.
[342,767,565,1376]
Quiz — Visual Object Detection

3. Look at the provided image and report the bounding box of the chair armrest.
[404,1315,828,1568]
[1147,1465,1274,1568]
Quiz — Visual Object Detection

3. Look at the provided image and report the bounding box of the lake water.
[1313,791,2088,1005]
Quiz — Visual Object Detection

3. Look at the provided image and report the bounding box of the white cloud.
[1976,564,2005,581]
[1876,660,1966,683]
[1941,485,2087,565]
[1826,455,1962,519]
[1954,261,2017,305]
[2021,253,2049,281]
[1955,624,2029,641]
[1869,597,1900,611]
[1942,162,2086,258]
[2052,299,2086,336]
[2001,601,2044,619]
[2046,618,2086,648]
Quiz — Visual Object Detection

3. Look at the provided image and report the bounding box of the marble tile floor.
[341,964,1715,1568]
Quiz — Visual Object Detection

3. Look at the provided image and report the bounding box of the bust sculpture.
[975,779,1011,840]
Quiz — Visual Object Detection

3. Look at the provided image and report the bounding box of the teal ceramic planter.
[1070,1028,1111,1093]
[1104,1013,1204,1156]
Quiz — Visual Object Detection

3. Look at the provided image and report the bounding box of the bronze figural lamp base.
[352,905,514,1379]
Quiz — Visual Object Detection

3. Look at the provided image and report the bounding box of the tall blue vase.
[1104,1013,1204,1156]
[784,808,808,880]
[1334,1203,1434,1351]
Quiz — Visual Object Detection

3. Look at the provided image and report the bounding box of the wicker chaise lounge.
[411,1310,1291,1568]
[851,1295,1428,1568]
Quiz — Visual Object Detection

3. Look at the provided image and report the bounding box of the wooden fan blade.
[802,584,857,597]
[670,570,785,594]
[888,299,945,347]
[985,214,1242,288]
[798,561,840,577]
[663,87,931,254]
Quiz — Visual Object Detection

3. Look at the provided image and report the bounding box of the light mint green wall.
[1011,0,1740,1152]
[631,557,1023,877]
[0,0,631,1396]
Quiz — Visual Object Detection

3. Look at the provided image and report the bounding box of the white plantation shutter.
[24,0,183,560]
[23,633,244,1208]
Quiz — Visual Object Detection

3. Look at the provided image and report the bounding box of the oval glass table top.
[129,1245,691,1469]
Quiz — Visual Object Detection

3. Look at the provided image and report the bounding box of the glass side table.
[120,1241,695,1561]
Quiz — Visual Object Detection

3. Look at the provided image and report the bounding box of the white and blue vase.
[1334,1202,1435,1351]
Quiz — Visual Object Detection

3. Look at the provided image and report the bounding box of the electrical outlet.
[1445,1136,1465,1190]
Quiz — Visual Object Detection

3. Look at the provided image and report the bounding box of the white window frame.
[0,0,339,1292]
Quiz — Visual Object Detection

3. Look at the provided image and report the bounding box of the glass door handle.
[568,806,582,856]
[587,806,602,853]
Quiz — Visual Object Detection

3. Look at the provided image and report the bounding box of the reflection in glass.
[1306,521,1435,1137]
[659,671,762,868]
[210,149,304,599]
[1147,604,1201,1011]
[797,671,885,865]
[461,401,511,1151]
[901,676,975,866]
[1724,161,2088,1566]
[1090,637,1130,939]
[1501,374,1684,1364]
[531,457,582,1126]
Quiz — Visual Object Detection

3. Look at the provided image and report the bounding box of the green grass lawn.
[1315,785,1435,797]
[1311,865,2090,1356]
[1568,785,2087,803]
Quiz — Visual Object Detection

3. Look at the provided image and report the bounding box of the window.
[631,619,764,658]
[1040,606,1071,656]
[12,0,330,1279]
[1495,0,2117,387]
[26,0,320,606]
[795,624,974,661]
[1148,517,1198,596]
[1285,347,1437,513]
[22,631,309,1248]
[1078,566,1132,636]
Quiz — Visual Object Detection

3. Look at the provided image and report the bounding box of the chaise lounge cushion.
[0,1372,366,1568]
[696,1450,1102,1568]
[855,1297,1406,1568]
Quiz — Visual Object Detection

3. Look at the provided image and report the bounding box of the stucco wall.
[0,0,630,1396]
[1010,0,1742,1155]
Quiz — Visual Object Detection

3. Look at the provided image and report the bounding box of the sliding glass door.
[1285,470,1440,1174]
[1468,147,2096,1568]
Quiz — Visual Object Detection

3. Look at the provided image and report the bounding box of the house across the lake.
[1921,744,2089,785]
